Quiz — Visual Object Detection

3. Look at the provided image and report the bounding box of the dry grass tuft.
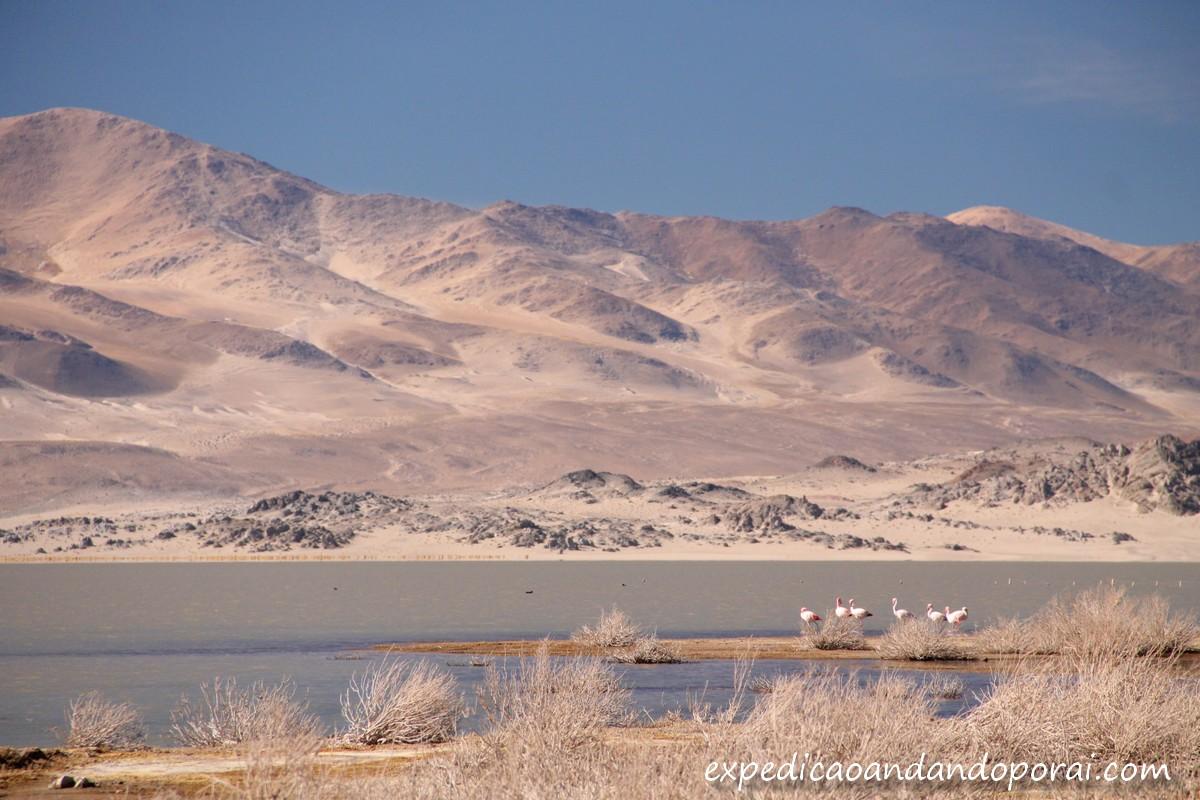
[478,644,632,754]
[921,673,967,700]
[804,615,868,651]
[232,732,328,800]
[971,614,1032,655]
[878,619,972,661]
[740,667,949,765]
[976,585,1198,657]
[748,674,778,694]
[570,606,642,649]
[608,636,683,664]
[151,732,330,800]
[171,678,322,747]
[687,655,753,726]
[65,691,143,749]
[966,651,1200,769]
[339,657,462,745]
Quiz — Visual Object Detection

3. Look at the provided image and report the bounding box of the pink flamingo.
[947,606,969,627]
[849,598,873,619]
[799,607,822,632]
[835,596,851,619]
[926,603,946,623]
[891,597,913,622]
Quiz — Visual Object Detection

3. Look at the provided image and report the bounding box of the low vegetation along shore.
[3,587,1199,797]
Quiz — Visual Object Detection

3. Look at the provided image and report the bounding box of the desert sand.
[2,434,1196,561]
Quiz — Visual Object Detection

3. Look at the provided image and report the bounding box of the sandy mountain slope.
[948,205,1200,289]
[1,108,1199,520]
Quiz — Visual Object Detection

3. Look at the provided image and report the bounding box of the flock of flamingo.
[798,596,969,630]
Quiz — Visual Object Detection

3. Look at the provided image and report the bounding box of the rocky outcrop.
[1114,435,1200,515]
[194,490,410,551]
[532,469,645,501]
[814,455,877,472]
[725,494,825,533]
[907,435,1200,515]
[245,489,408,519]
[461,509,671,552]
[872,349,960,388]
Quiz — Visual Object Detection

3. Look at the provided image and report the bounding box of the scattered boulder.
[0,747,56,770]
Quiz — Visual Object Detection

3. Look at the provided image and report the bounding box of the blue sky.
[2,1,1197,243]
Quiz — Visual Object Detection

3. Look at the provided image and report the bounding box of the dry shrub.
[977,585,1198,657]
[339,657,462,745]
[399,656,738,800]
[478,644,631,754]
[571,606,641,649]
[65,691,143,749]
[687,655,753,726]
[228,733,327,800]
[804,615,867,651]
[739,668,948,764]
[966,651,1200,771]
[748,674,778,694]
[1038,585,1197,657]
[152,733,330,800]
[171,678,322,747]
[971,615,1032,655]
[608,636,683,664]
[399,738,700,800]
[878,619,972,661]
[921,673,967,700]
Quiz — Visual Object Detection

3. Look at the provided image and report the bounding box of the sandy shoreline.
[372,635,1200,671]
[4,548,1199,564]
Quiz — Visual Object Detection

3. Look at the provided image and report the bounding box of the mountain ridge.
[1,107,1198,507]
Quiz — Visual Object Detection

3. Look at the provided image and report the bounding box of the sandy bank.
[0,743,450,797]
[371,635,1200,671]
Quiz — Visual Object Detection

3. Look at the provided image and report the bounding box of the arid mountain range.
[1,108,1198,540]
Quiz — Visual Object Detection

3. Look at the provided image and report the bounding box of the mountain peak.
[948,205,1152,262]
[2,106,171,138]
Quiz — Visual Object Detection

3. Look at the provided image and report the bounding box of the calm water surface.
[1,561,1196,746]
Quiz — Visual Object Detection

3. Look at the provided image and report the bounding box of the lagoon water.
[1,562,1196,746]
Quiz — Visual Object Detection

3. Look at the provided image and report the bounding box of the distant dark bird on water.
[525,590,534,594]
